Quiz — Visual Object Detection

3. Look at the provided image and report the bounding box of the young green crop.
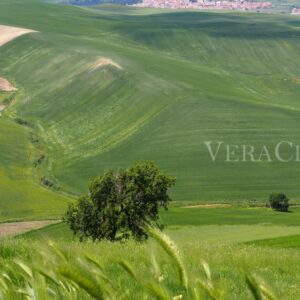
[0,227,286,299]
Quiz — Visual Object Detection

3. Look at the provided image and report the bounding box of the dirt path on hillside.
[0,220,58,237]
[0,25,36,47]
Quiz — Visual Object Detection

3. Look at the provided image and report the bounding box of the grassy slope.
[13,206,300,298]
[0,117,71,221]
[1,238,299,299]
[245,234,300,248]
[0,0,300,221]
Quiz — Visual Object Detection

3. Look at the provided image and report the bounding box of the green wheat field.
[1,0,300,298]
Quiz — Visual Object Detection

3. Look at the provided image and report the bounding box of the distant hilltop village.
[132,0,272,11]
[291,7,300,15]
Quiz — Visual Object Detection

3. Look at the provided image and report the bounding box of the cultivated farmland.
[1,1,300,298]
[1,1,300,212]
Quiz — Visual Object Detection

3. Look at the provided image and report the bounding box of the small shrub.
[40,176,61,190]
[269,193,289,212]
[14,117,35,128]
[41,177,54,188]
[33,153,45,167]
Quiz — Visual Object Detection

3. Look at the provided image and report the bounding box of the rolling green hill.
[1,0,300,220]
[0,117,71,221]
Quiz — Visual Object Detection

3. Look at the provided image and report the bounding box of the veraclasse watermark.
[204,141,300,162]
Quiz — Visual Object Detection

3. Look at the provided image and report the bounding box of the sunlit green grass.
[6,206,300,298]
[4,223,300,299]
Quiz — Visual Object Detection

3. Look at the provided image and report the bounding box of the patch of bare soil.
[0,25,36,47]
[182,204,232,209]
[0,220,58,237]
[90,58,122,71]
[0,77,17,91]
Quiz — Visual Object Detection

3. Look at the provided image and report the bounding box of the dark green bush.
[269,193,289,212]
[14,117,35,128]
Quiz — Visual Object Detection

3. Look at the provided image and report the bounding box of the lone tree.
[64,161,175,241]
[269,193,289,212]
